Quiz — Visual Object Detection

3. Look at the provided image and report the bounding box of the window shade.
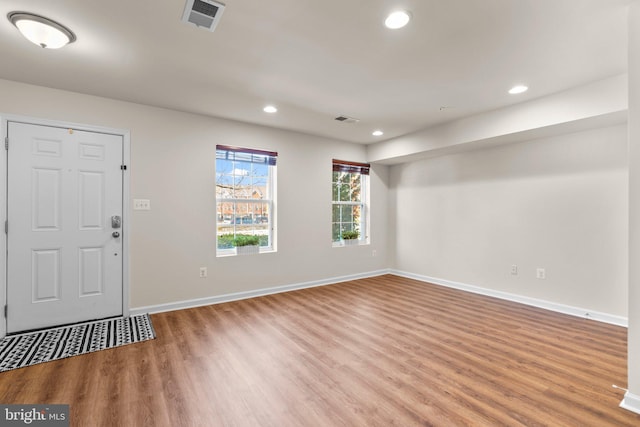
[216,145,277,166]
[332,159,370,175]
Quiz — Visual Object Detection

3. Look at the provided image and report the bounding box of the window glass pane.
[216,158,233,175]
[216,159,233,198]
[332,162,368,243]
[216,182,232,199]
[216,172,233,186]
[217,202,234,223]
[352,205,361,224]
[233,202,250,223]
[343,222,356,233]
[234,161,252,177]
[339,174,351,202]
[217,203,235,248]
[253,163,269,178]
[216,146,276,253]
[216,200,272,249]
[332,204,340,223]
[350,175,362,202]
[252,202,269,224]
[252,181,267,200]
[217,233,235,249]
[332,223,342,241]
[340,206,353,223]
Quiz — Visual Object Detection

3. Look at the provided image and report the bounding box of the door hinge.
[4,305,6,318]
[4,220,6,234]
[4,137,8,150]
[121,165,127,170]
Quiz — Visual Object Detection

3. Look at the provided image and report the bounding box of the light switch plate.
[133,199,151,210]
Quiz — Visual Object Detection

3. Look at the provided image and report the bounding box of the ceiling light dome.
[385,10,411,29]
[8,12,76,49]
[263,105,278,113]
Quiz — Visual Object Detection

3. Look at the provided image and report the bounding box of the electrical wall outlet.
[199,267,207,278]
[536,268,546,280]
[510,264,518,275]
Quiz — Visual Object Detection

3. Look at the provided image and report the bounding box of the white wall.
[0,75,628,323]
[0,79,389,309]
[625,0,640,411]
[369,75,627,165]
[390,125,628,317]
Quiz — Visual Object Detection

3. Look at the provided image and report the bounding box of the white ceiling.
[0,0,632,144]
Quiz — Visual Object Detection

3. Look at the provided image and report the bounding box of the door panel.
[78,171,104,229]
[32,249,61,301]
[7,122,123,333]
[32,168,62,230]
[79,247,104,296]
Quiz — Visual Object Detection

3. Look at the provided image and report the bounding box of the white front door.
[6,122,123,333]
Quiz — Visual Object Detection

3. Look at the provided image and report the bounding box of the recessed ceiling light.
[385,11,411,29]
[8,11,76,49]
[508,85,528,95]
[263,105,278,113]
[372,130,384,136]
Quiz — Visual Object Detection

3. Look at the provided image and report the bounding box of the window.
[216,145,277,255]
[332,159,370,245]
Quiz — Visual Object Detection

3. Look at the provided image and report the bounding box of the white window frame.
[216,146,277,256]
[332,159,370,247]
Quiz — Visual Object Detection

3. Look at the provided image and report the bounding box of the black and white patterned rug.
[0,314,155,372]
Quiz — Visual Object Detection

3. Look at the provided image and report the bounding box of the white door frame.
[0,114,131,338]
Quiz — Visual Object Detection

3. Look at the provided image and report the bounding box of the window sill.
[216,248,276,257]
[332,240,369,248]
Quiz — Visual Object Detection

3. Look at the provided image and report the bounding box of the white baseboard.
[130,269,391,316]
[390,270,628,327]
[132,269,628,327]
[620,391,640,415]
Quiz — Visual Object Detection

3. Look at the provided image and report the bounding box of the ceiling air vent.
[182,0,225,32]
[334,115,360,124]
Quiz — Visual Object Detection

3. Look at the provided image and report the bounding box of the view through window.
[332,159,370,245]
[216,145,276,254]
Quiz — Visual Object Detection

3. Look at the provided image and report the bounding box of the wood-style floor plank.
[0,274,638,426]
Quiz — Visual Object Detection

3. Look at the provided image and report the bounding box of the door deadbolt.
[112,231,120,238]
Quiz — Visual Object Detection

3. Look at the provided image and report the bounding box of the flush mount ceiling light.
[8,11,76,49]
[372,130,384,136]
[508,85,528,95]
[263,105,278,113]
[385,10,411,29]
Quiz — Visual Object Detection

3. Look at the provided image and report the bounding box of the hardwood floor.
[1,274,638,426]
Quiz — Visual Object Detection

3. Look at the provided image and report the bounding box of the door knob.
[112,231,120,238]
